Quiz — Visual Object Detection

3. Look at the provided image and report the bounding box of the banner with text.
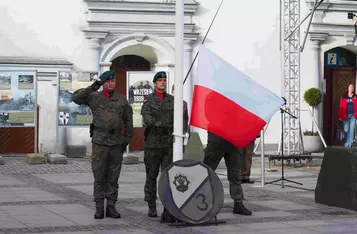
[127,71,169,128]
[0,70,37,127]
[58,71,98,126]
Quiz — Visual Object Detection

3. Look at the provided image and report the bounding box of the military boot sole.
[148,211,158,217]
[94,213,104,219]
[233,209,252,216]
[106,212,121,219]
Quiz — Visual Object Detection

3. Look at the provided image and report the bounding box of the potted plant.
[303,87,322,152]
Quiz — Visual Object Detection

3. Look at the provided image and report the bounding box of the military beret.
[153,71,167,83]
[99,70,116,82]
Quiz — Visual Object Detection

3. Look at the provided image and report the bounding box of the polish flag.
[190,45,284,148]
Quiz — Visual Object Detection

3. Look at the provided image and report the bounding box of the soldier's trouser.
[241,141,254,180]
[144,147,173,203]
[203,143,244,202]
[91,143,123,206]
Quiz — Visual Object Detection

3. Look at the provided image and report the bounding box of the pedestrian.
[203,131,252,215]
[338,84,357,147]
[141,71,178,223]
[71,70,134,219]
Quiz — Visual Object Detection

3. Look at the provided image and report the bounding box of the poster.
[18,75,34,89]
[58,71,98,126]
[0,70,37,127]
[127,71,169,128]
[0,75,11,89]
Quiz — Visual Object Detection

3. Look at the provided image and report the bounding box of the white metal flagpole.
[173,0,184,162]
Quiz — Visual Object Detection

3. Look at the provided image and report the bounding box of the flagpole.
[173,0,184,162]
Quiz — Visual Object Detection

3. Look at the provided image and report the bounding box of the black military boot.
[148,202,157,217]
[94,204,104,219]
[106,205,121,218]
[233,201,252,215]
[160,208,176,223]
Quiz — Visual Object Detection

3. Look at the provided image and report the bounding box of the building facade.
[0,0,357,155]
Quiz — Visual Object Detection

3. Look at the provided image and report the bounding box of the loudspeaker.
[315,146,357,211]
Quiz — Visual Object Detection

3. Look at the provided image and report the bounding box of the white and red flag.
[190,45,284,148]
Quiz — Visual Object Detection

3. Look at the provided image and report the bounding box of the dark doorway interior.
[323,47,356,146]
[110,55,151,151]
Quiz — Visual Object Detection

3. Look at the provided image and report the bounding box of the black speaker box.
[315,146,357,211]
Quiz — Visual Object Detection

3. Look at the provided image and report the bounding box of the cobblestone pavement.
[0,155,356,234]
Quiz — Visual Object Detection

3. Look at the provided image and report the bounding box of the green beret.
[153,71,167,83]
[99,70,116,82]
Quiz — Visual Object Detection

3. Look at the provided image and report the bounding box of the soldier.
[141,71,177,222]
[203,132,252,215]
[71,70,133,219]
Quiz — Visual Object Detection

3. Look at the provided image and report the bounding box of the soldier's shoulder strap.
[165,93,174,100]
[144,92,155,102]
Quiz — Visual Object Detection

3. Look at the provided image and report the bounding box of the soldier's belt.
[93,126,121,134]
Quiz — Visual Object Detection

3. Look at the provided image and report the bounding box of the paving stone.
[249,200,315,211]
[0,176,25,186]
[47,154,68,164]
[261,227,322,234]
[0,215,27,228]
[122,154,139,164]
[0,156,4,165]
[0,156,356,234]
[26,153,46,164]
[13,213,76,227]
[66,145,86,158]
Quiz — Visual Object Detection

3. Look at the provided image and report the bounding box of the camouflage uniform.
[240,140,254,182]
[71,77,133,219]
[141,92,174,206]
[203,131,252,215]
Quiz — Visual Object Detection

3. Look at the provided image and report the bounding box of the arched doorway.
[110,54,151,151]
[323,47,357,146]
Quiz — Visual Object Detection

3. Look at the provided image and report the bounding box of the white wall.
[0,0,95,154]
[0,0,332,152]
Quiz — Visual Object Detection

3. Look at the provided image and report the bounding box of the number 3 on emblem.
[195,193,208,211]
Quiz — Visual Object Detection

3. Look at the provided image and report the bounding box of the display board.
[127,71,169,128]
[57,71,98,126]
[0,70,37,127]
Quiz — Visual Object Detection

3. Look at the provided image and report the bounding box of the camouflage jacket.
[207,131,238,150]
[71,82,133,146]
[141,92,174,149]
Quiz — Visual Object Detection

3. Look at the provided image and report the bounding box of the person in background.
[240,139,255,184]
[338,84,357,147]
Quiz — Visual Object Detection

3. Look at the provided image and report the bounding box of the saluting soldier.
[141,71,178,223]
[71,70,134,219]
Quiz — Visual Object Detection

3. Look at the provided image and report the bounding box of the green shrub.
[303,88,322,107]
[303,88,322,134]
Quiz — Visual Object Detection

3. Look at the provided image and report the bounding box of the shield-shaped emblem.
[167,163,214,222]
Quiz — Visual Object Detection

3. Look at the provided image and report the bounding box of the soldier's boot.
[148,202,157,217]
[160,208,176,223]
[106,205,121,219]
[94,203,104,219]
[233,201,252,216]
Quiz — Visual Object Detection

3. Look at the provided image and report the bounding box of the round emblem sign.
[158,159,224,224]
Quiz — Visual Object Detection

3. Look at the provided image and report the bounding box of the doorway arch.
[110,54,151,151]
